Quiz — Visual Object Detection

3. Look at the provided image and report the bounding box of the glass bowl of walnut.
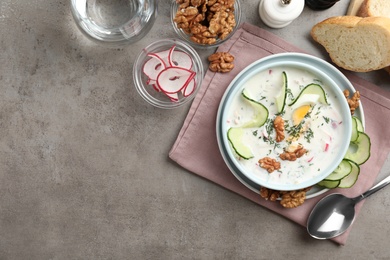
[171,0,242,49]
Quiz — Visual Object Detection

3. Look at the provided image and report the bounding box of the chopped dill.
[276,109,286,116]
[313,78,323,85]
[265,118,274,137]
[284,120,291,129]
[304,128,314,143]
[286,106,314,140]
[261,118,278,147]
[323,116,330,124]
[315,106,321,116]
[286,88,294,100]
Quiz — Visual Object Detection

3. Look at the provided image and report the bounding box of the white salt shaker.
[259,0,305,29]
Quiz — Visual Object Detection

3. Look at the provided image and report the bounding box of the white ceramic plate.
[216,53,364,199]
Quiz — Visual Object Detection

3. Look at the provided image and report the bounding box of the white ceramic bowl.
[216,53,361,193]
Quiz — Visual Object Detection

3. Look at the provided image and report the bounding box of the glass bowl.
[70,0,158,46]
[170,0,242,49]
[133,38,204,109]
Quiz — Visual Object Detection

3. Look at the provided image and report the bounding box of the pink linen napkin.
[169,23,390,245]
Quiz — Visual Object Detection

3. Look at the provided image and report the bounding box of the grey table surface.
[1,0,390,259]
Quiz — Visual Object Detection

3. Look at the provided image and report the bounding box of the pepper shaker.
[259,0,305,29]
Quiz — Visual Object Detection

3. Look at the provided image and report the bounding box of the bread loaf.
[357,0,390,73]
[357,0,390,17]
[311,16,390,72]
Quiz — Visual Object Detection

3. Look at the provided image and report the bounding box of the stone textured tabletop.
[1,0,389,259]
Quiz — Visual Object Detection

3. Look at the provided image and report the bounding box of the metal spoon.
[307,174,390,239]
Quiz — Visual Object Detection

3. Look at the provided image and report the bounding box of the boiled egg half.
[291,94,320,125]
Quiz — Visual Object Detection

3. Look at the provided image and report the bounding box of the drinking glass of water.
[71,0,158,46]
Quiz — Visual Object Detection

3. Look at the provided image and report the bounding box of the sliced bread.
[311,16,390,72]
[356,0,390,73]
[357,0,390,17]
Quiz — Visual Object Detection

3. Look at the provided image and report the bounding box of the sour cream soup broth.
[226,66,345,187]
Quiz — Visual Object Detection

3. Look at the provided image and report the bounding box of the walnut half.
[273,116,285,142]
[343,89,360,115]
[259,187,312,208]
[258,157,281,173]
[279,146,307,161]
[208,52,234,73]
[280,187,311,208]
[260,187,281,202]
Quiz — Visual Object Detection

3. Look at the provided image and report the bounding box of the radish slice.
[152,84,160,92]
[182,78,196,97]
[157,67,195,94]
[143,55,166,80]
[146,79,161,92]
[169,50,193,70]
[165,92,179,102]
[146,78,156,85]
[151,45,176,66]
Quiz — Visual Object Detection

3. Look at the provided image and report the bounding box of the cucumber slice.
[289,83,329,106]
[351,116,359,142]
[241,89,269,128]
[338,160,360,188]
[275,71,287,114]
[317,179,340,189]
[344,131,371,165]
[324,159,352,181]
[227,127,254,160]
[353,116,364,132]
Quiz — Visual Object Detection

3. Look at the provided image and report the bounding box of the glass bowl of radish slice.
[133,38,204,108]
[170,0,242,49]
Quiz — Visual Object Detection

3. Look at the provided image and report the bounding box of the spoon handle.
[355,174,390,203]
